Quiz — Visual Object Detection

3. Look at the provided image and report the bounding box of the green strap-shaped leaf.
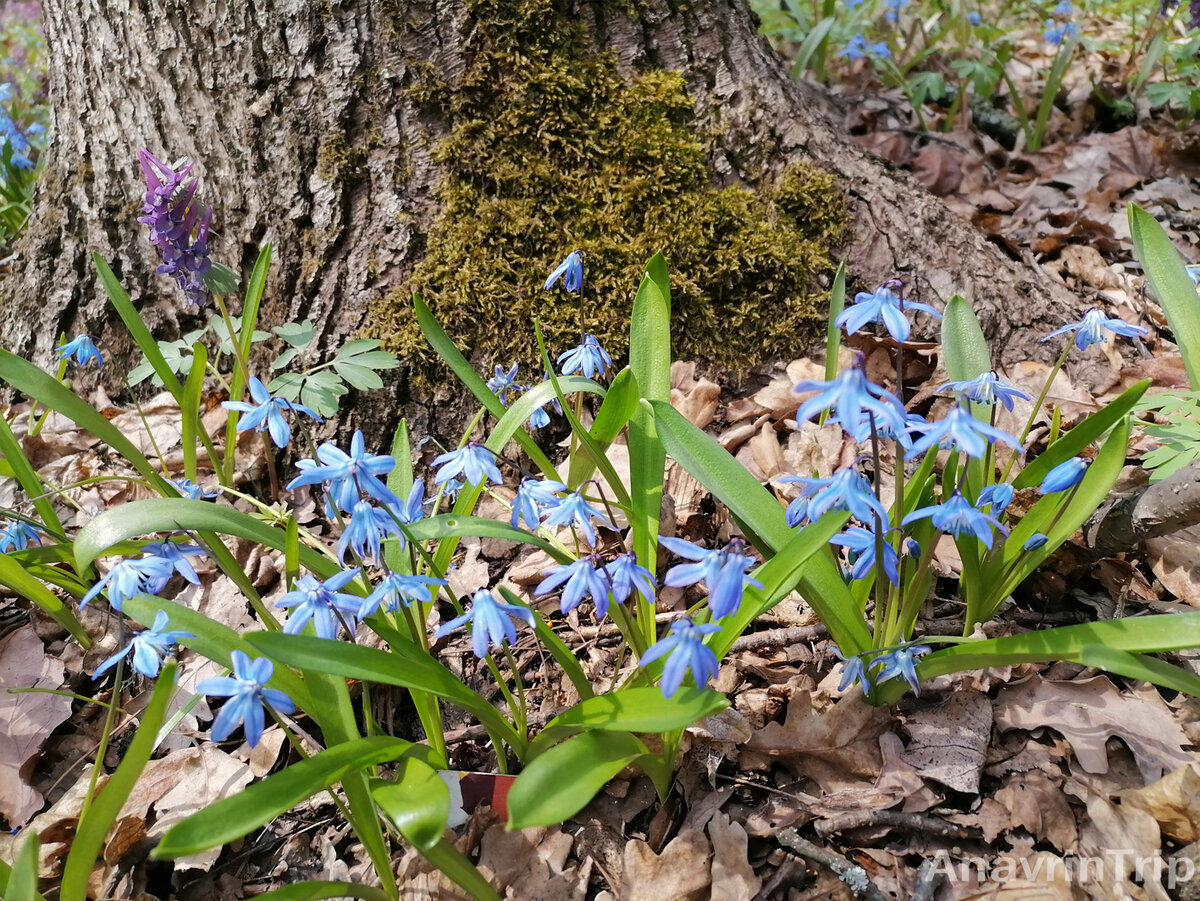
[566,366,639,488]
[61,664,178,901]
[154,737,424,858]
[0,552,89,647]
[1,831,44,901]
[1130,203,1200,390]
[408,514,572,565]
[0,412,64,540]
[822,261,847,385]
[370,755,450,850]
[507,730,649,830]
[419,838,502,901]
[1076,645,1200,696]
[941,294,991,386]
[181,342,207,482]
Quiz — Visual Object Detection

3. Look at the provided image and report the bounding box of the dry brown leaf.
[707,812,761,901]
[912,143,964,195]
[993,770,1078,852]
[0,625,73,826]
[670,361,720,430]
[1074,784,1167,901]
[619,830,712,901]
[952,853,1079,900]
[1121,762,1200,844]
[1146,530,1200,607]
[994,675,1191,784]
[900,690,991,795]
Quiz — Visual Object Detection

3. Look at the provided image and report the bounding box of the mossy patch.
[370,0,849,388]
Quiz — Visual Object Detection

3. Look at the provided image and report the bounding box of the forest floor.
[3,6,1200,901]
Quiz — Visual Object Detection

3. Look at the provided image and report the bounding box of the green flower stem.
[868,421,889,641]
[890,531,938,645]
[1000,342,1071,484]
[213,293,254,488]
[80,620,126,823]
[503,644,528,740]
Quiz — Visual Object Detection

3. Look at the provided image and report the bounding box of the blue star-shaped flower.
[829,644,872,693]
[830,525,900,585]
[434,588,535,659]
[544,250,584,293]
[603,553,657,607]
[836,283,940,343]
[487,362,520,405]
[0,521,41,552]
[196,650,296,747]
[358,572,448,617]
[557,334,613,381]
[659,537,763,619]
[976,482,1014,514]
[170,478,221,500]
[288,430,400,512]
[222,376,321,449]
[142,538,206,585]
[94,610,195,679]
[639,618,722,697]
[510,478,568,530]
[902,491,1010,549]
[794,364,908,443]
[540,490,612,546]
[873,644,932,696]
[536,556,611,617]
[432,444,504,488]
[780,467,889,526]
[838,33,891,59]
[337,501,401,564]
[81,556,177,611]
[276,569,363,640]
[1041,308,1148,350]
[937,371,1031,411]
[905,404,1021,461]
[57,335,103,368]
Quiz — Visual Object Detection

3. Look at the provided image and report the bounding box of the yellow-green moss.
[370,0,849,386]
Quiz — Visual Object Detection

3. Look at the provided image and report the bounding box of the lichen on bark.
[369,0,849,386]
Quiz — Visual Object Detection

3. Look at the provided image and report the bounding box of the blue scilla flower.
[831,525,900,585]
[94,610,194,679]
[536,556,611,617]
[780,467,889,526]
[873,644,932,695]
[838,33,891,59]
[197,650,295,748]
[143,539,206,585]
[968,10,982,24]
[784,494,809,528]
[387,480,426,533]
[57,335,102,368]
[976,482,1015,515]
[81,556,176,611]
[1043,308,1148,350]
[903,491,1010,548]
[510,477,569,530]
[276,569,363,640]
[440,477,465,502]
[883,0,908,24]
[906,404,1021,460]
[639,618,722,697]
[544,250,584,293]
[358,572,448,617]
[435,588,536,659]
[1052,0,1073,15]
[1039,456,1088,493]
[830,644,872,693]
[558,334,613,381]
[0,521,41,553]
[432,444,504,488]
[1024,532,1049,550]
[337,501,401,565]
[541,489,612,546]
[794,363,908,443]
[603,553,657,607]
[836,283,940,344]
[659,537,763,619]
[170,477,220,500]
[1186,265,1200,286]
[222,377,321,449]
[529,404,552,429]
[289,430,400,512]
[487,362,520,405]
[845,0,864,7]
[938,370,1031,411]
[1043,19,1079,43]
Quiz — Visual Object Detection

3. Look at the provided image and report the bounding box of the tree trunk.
[0,0,1070,437]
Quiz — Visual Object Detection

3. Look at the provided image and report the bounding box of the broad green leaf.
[61,664,178,901]
[249,882,392,901]
[274,319,315,347]
[1013,379,1149,490]
[0,553,89,647]
[940,295,990,385]
[507,731,648,830]
[370,755,450,850]
[1130,203,1200,389]
[408,514,572,564]
[420,838,502,901]
[1076,645,1200,696]
[530,686,726,756]
[155,737,423,858]
[1,830,43,901]
[332,361,384,390]
[0,412,64,539]
[793,16,836,76]
[629,252,672,403]
[204,261,240,296]
[822,261,846,385]
[566,366,639,488]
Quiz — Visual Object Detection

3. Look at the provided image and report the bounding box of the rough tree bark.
[0,0,1070,434]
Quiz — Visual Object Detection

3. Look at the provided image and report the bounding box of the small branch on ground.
[730,624,827,651]
[1085,460,1200,556]
[775,828,889,901]
[814,810,980,841]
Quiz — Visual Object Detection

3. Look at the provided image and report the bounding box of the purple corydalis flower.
[57,335,102,368]
[222,377,322,449]
[136,149,214,305]
[659,536,763,619]
[94,610,194,679]
[197,650,295,748]
[434,588,536,659]
[639,618,722,697]
[1041,308,1148,350]
[836,282,940,343]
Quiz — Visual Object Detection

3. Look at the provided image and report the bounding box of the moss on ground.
[370,0,849,388]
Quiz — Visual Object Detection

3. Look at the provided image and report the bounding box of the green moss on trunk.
[370,0,849,386]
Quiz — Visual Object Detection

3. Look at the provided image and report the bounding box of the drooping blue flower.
[830,644,872,693]
[780,467,889,526]
[536,556,612,617]
[0,521,41,553]
[1051,0,1073,15]
[883,0,908,22]
[938,371,1031,411]
[81,556,177,611]
[487,363,520,405]
[222,376,321,449]
[906,404,1022,460]
[603,553,657,607]
[1186,264,1200,286]
[529,404,552,429]
[794,363,908,443]
[784,494,809,528]
[386,480,426,537]
[845,0,864,7]
[57,335,103,368]
[358,572,448,617]
[1039,456,1088,493]
[659,537,764,619]
[976,482,1014,515]
[94,610,195,679]
[434,588,536,659]
[196,650,295,747]
[276,569,363,640]
[902,491,1010,548]
[1042,308,1148,350]
[1043,19,1079,43]
[288,430,400,512]
[510,478,569,530]
[440,477,465,502]
[1024,532,1049,550]
[831,525,900,585]
[170,477,220,500]
[142,539,206,585]
[838,33,891,59]
[544,250,584,293]
[835,283,940,343]
[873,644,932,695]
[967,10,982,25]
[337,501,401,564]
[557,334,613,381]
[431,444,504,488]
[639,618,722,697]
[540,489,612,546]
